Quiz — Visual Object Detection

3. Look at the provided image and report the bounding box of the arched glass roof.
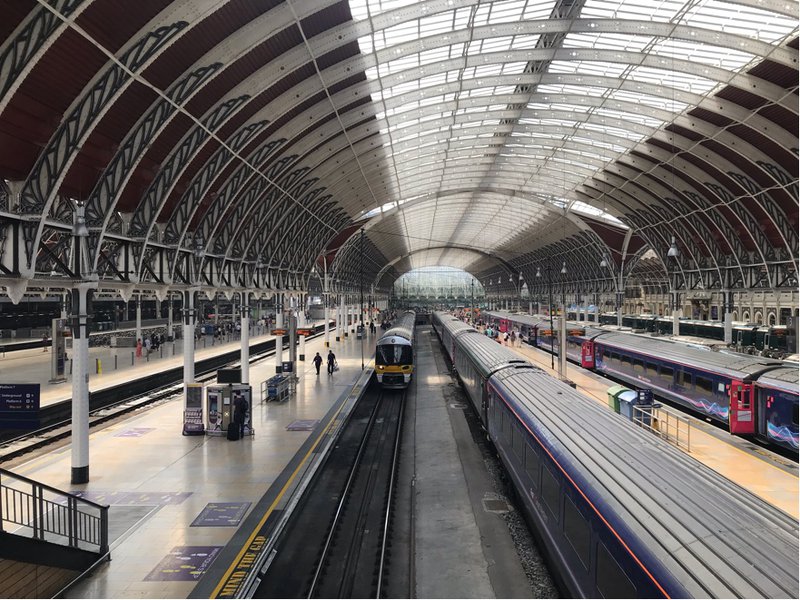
[0,0,796,297]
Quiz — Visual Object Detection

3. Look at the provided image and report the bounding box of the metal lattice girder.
[161,119,269,245]
[0,0,87,114]
[128,93,252,238]
[84,63,223,234]
[17,13,200,270]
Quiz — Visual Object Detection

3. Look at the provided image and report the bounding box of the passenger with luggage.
[230,392,247,440]
[327,350,337,375]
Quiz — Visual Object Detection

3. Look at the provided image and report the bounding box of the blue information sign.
[0,384,40,429]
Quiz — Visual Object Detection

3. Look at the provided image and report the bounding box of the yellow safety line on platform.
[209,376,368,599]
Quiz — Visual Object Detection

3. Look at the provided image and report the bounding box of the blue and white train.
[483,311,799,454]
[432,312,799,599]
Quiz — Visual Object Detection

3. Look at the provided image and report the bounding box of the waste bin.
[634,389,654,426]
[607,385,629,414]
[617,390,638,420]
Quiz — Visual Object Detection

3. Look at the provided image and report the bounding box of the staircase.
[0,468,109,598]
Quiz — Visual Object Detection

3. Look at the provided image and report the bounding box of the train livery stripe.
[490,381,671,599]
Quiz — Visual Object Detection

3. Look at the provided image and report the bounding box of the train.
[483,311,799,454]
[431,311,799,598]
[591,312,794,357]
[375,311,416,389]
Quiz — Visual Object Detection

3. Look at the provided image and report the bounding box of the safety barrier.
[632,405,692,453]
[0,468,109,555]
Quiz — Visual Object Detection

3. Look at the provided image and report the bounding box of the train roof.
[378,311,416,343]
[490,368,799,598]
[756,367,800,395]
[440,316,479,337]
[483,311,548,328]
[456,330,532,379]
[589,331,783,380]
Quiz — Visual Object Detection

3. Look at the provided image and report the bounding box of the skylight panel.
[480,36,514,53]
[681,0,798,43]
[649,38,756,71]
[523,0,558,20]
[510,34,541,50]
[607,89,687,113]
[581,0,683,22]
[564,32,650,53]
[419,11,457,37]
[487,0,526,25]
[627,65,718,94]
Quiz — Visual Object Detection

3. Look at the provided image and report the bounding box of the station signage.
[296,328,313,336]
[271,328,287,335]
[0,383,40,429]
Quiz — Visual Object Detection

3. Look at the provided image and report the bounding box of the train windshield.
[377,344,412,365]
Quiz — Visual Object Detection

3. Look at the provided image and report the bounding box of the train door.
[729,381,755,435]
[581,341,595,368]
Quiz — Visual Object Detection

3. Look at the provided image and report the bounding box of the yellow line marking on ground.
[209,379,364,598]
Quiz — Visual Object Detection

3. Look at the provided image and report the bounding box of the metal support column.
[70,284,91,484]
[183,290,195,385]
[275,294,284,373]
[241,292,250,384]
[298,298,306,361]
[135,294,142,346]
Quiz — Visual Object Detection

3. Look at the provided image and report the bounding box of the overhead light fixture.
[560,261,567,275]
[536,267,541,278]
[600,257,608,268]
[667,236,680,258]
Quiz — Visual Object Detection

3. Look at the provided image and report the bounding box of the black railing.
[0,468,108,556]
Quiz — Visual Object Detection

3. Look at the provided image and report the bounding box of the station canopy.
[0,0,796,297]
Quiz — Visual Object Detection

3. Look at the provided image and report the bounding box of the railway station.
[0,0,797,598]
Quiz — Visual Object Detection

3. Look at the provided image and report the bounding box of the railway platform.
[0,321,323,409]
[6,328,374,599]
[499,335,799,518]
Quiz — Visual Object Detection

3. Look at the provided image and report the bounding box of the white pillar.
[336,299,342,342]
[135,295,142,345]
[71,285,91,484]
[275,294,284,373]
[241,292,250,384]
[324,298,330,347]
[672,308,681,336]
[167,295,174,340]
[299,305,306,361]
[183,290,195,385]
[724,311,733,345]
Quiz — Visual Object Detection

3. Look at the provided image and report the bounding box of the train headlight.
[376,365,384,370]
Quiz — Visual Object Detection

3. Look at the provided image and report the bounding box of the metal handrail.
[632,405,691,453]
[0,468,109,555]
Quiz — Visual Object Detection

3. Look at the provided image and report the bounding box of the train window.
[512,424,525,459]
[525,444,539,488]
[621,355,631,366]
[632,359,644,373]
[596,542,636,599]
[646,362,657,375]
[696,376,712,394]
[541,465,560,520]
[660,365,673,383]
[563,496,590,569]
[611,352,620,364]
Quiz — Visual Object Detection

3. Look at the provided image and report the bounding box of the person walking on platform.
[135,338,143,358]
[42,332,48,352]
[313,352,323,375]
[327,350,337,375]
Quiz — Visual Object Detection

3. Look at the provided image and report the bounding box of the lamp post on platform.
[537,265,555,372]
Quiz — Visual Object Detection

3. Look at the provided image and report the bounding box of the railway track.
[253,381,405,599]
[0,327,328,462]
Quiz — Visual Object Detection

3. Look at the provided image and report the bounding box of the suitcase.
[227,425,240,441]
